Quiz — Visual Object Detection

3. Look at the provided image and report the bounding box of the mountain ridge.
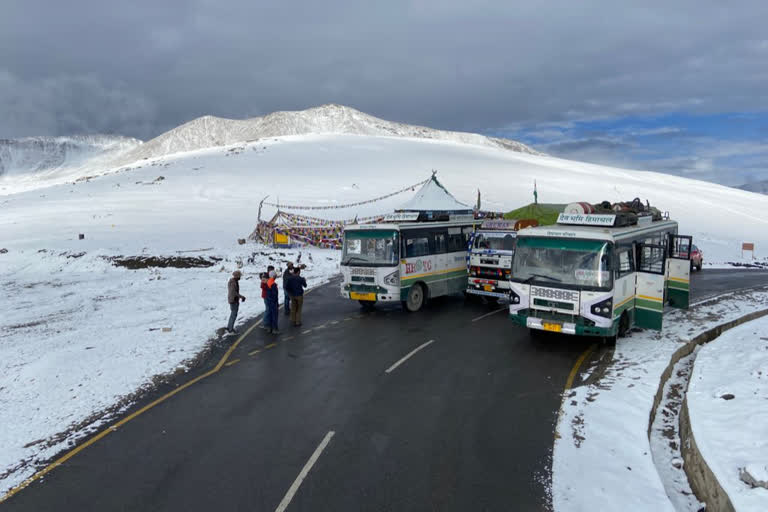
[737,179,768,195]
[0,135,141,189]
[115,104,541,164]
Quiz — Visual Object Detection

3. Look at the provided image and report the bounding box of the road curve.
[5,269,768,511]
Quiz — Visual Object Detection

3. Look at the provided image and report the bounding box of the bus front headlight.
[383,270,399,286]
[590,298,613,318]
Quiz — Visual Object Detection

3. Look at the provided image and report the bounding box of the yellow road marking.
[2,279,341,503]
[0,315,263,504]
[224,359,240,367]
[555,343,597,440]
[248,349,262,356]
[564,344,596,391]
[265,343,277,349]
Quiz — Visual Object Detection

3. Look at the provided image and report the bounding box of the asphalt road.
[5,269,768,512]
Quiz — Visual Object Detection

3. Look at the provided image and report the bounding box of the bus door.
[635,241,666,330]
[666,234,692,309]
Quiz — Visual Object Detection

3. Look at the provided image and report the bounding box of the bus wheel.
[405,284,425,312]
[618,312,630,338]
[359,300,376,312]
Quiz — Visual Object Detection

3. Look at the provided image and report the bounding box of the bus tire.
[618,312,630,338]
[359,300,376,312]
[404,283,425,312]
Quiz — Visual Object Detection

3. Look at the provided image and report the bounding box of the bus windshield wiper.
[523,273,562,283]
[343,256,369,265]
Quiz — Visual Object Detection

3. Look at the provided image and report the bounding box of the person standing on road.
[227,270,246,334]
[283,262,294,316]
[261,265,274,330]
[266,269,280,334]
[286,267,308,326]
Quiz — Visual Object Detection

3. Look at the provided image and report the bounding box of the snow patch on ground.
[553,288,768,511]
[687,316,768,511]
[0,246,338,496]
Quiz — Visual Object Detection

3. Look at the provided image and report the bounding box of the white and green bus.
[508,209,692,341]
[340,213,478,311]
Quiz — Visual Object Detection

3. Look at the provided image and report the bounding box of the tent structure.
[251,173,474,248]
[396,174,472,219]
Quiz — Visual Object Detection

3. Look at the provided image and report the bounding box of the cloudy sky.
[2,0,767,185]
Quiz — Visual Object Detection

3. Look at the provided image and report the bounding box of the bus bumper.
[467,279,509,299]
[343,291,400,302]
[509,311,618,337]
[526,316,577,335]
[466,288,509,299]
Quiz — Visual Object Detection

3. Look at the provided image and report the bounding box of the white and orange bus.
[340,213,478,311]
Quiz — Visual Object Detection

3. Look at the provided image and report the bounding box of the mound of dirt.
[108,255,220,269]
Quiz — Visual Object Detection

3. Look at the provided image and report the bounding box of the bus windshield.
[474,231,516,252]
[342,230,399,267]
[512,237,612,290]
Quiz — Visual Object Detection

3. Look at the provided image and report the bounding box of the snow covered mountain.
[0,135,140,193]
[114,104,540,164]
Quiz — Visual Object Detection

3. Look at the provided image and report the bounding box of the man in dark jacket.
[265,270,280,334]
[285,267,308,326]
[227,270,246,333]
[283,262,294,316]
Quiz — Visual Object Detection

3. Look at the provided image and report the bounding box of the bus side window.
[405,236,430,258]
[433,232,448,254]
[616,247,634,278]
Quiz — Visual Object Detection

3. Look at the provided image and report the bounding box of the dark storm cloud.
[2,0,768,140]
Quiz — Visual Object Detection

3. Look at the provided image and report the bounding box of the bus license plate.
[483,285,493,292]
[542,322,562,333]
[350,292,376,301]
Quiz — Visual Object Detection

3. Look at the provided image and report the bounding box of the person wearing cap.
[227,270,246,334]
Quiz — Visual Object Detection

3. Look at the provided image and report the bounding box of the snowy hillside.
[2,133,767,261]
[0,135,141,194]
[114,104,540,165]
